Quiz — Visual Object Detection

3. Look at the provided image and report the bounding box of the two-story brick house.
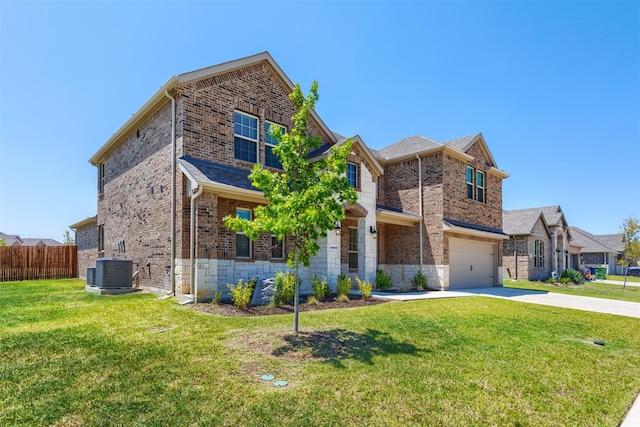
[82,52,509,298]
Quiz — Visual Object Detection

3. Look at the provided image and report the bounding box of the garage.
[449,238,496,289]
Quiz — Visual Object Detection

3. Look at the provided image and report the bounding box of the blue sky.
[1,0,638,241]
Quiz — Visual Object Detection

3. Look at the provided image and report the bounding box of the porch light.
[370,226,378,234]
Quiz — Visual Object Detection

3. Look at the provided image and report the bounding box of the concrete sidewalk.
[593,278,640,287]
[371,287,640,426]
[372,286,640,318]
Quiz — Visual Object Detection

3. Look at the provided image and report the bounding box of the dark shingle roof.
[443,218,507,236]
[502,209,545,235]
[375,134,440,160]
[443,133,480,152]
[179,156,254,190]
[570,226,623,253]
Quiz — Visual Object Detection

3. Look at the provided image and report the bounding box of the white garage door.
[449,238,495,289]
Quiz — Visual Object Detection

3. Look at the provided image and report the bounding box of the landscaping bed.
[192,293,387,317]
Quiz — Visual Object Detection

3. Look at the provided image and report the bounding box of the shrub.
[337,274,352,298]
[411,271,427,290]
[375,269,393,291]
[335,293,350,303]
[559,277,571,284]
[545,277,556,284]
[355,276,373,300]
[273,271,296,306]
[561,268,582,284]
[306,295,319,305]
[399,284,410,292]
[312,275,330,300]
[227,279,253,309]
[211,291,222,305]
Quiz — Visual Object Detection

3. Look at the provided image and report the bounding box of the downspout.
[164,90,176,296]
[512,235,517,279]
[416,155,424,275]
[190,185,204,303]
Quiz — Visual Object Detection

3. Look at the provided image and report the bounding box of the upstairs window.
[234,112,258,163]
[347,162,359,189]
[235,208,252,258]
[476,170,485,203]
[534,240,545,268]
[98,225,105,252]
[264,122,285,169]
[466,166,474,199]
[98,163,105,195]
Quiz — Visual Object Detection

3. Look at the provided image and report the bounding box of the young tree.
[62,230,75,246]
[224,81,358,332]
[0,238,6,247]
[620,216,640,288]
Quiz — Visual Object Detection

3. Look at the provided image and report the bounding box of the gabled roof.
[504,205,567,232]
[90,52,337,166]
[0,232,22,246]
[570,226,623,254]
[538,205,567,228]
[374,132,509,178]
[502,209,550,236]
[0,232,62,246]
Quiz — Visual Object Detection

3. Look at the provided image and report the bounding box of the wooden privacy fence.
[0,246,78,281]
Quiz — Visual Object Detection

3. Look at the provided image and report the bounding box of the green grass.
[607,274,640,283]
[2,279,640,426]
[505,279,640,303]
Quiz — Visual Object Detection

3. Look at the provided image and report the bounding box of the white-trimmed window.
[466,166,474,199]
[348,227,358,270]
[98,163,105,195]
[476,170,485,203]
[264,122,285,169]
[234,111,258,163]
[235,208,252,258]
[347,162,359,189]
[534,240,544,268]
[271,235,284,260]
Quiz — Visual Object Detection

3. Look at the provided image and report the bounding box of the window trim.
[534,240,545,268]
[264,121,285,169]
[233,111,259,163]
[271,235,285,260]
[98,224,105,253]
[466,166,475,200]
[476,170,485,203]
[235,208,252,259]
[347,162,360,190]
[348,227,358,270]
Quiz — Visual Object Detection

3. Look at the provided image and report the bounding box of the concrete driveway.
[372,286,640,318]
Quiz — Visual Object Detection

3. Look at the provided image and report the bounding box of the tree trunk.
[293,252,300,333]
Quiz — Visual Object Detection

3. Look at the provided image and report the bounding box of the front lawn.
[607,274,640,283]
[505,279,640,303]
[1,279,639,426]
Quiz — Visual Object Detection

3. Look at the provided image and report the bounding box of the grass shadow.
[272,328,427,367]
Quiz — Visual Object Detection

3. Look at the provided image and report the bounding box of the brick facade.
[84,52,508,296]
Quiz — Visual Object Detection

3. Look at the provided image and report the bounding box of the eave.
[376,209,421,226]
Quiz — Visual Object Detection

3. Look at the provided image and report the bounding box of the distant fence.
[0,246,78,281]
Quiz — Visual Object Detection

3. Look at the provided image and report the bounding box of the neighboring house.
[570,226,623,274]
[78,52,509,298]
[502,206,578,280]
[0,232,62,247]
[69,216,98,279]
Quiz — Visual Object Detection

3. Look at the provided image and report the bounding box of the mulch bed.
[191,294,388,317]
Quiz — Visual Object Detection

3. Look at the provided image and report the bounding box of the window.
[466,166,474,199]
[98,163,105,195]
[476,170,485,203]
[534,240,545,268]
[235,208,251,258]
[234,111,258,163]
[264,122,285,169]
[347,162,359,189]
[98,225,105,252]
[348,227,358,270]
[466,166,486,202]
[271,235,284,260]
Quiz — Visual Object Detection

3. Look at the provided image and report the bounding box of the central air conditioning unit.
[95,258,133,288]
[86,266,96,286]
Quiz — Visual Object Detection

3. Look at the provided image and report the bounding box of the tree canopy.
[224,81,358,332]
